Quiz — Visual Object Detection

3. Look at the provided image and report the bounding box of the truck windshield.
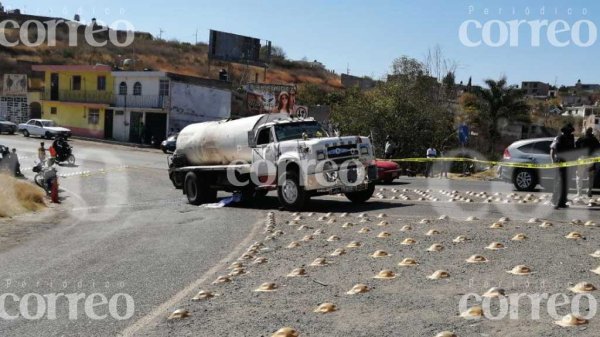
[274,122,328,142]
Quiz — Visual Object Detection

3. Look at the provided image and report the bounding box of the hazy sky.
[3,0,599,86]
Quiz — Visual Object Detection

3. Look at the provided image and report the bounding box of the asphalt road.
[0,134,598,337]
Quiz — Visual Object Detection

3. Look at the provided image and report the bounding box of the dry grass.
[0,174,46,218]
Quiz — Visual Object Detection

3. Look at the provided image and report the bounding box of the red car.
[375,160,401,183]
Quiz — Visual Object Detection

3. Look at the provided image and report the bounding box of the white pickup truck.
[18,119,72,139]
[168,113,377,210]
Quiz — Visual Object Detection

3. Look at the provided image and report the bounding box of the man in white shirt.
[425,147,437,177]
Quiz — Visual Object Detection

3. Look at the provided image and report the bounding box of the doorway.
[104,109,113,139]
[50,73,59,101]
[129,111,142,143]
[29,102,42,119]
[145,112,167,146]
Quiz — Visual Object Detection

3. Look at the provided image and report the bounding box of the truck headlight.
[316,150,326,160]
[325,170,338,182]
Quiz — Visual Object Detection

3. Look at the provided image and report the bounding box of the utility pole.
[158,28,164,40]
[195,28,198,45]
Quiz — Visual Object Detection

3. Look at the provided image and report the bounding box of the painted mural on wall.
[168,82,232,131]
[2,74,27,96]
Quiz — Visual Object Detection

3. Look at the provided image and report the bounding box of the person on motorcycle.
[52,136,70,162]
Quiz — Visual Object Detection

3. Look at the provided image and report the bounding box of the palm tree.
[477,77,529,154]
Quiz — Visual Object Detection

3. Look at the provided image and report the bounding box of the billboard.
[168,82,232,131]
[209,30,269,66]
[2,74,27,96]
[244,83,307,117]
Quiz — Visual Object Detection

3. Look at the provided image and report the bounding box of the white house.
[562,105,600,118]
[110,71,231,143]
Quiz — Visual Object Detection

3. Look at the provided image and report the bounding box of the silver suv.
[499,137,598,191]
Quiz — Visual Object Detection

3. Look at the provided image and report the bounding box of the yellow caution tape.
[382,157,600,169]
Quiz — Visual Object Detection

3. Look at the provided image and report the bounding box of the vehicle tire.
[23,130,29,137]
[277,171,308,210]
[67,155,76,165]
[184,171,217,205]
[383,178,394,184]
[345,183,375,203]
[45,132,53,139]
[513,169,537,191]
[34,173,44,188]
[169,171,184,189]
[162,148,168,154]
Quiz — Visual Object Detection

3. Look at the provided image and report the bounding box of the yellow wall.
[43,70,114,94]
[41,102,105,138]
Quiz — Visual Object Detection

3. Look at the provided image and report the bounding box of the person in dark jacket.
[550,123,575,209]
[575,127,600,197]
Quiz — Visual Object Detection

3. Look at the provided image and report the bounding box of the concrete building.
[341,74,376,90]
[562,105,600,118]
[111,71,232,143]
[521,81,550,97]
[32,64,114,138]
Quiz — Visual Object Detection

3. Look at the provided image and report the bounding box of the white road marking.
[120,217,265,337]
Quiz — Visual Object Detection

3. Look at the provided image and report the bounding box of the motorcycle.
[33,162,57,193]
[51,143,75,165]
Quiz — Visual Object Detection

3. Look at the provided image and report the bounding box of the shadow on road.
[230,196,413,213]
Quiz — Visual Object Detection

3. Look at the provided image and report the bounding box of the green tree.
[472,77,530,153]
[332,56,454,159]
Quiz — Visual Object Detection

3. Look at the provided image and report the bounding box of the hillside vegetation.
[0,26,341,89]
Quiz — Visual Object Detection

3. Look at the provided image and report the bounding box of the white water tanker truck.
[168,113,377,210]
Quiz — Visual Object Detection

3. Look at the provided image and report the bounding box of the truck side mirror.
[248,131,256,147]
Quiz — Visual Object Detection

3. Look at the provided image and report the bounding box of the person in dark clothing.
[550,124,575,209]
[575,127,600,197]
[9,148,22,177]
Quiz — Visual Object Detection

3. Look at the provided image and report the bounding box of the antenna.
[346,63,350,75]
[194,28,199,44]
[158,28,164,40]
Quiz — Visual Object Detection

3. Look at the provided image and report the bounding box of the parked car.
[0,117,17,134]
[18,119,72,139]
[161,135,177,153]
[375,159,401,183]
[499,137,599,191]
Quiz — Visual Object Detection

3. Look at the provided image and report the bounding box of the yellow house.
[32,65,114,138]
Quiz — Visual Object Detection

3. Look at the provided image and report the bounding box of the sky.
[2,0,599,86]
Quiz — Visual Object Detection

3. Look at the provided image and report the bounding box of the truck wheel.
[277,171,308,210]
[345,183,375,203]
[184,172,217,205]
[169,171,184,189]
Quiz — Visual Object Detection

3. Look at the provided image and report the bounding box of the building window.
[50,107,57,115]
[133,82,142,96]
[88,108,100,125]
[72,75,82,90]
[159,79,169,96]
[97,76,106,91]
[119,82,127,95]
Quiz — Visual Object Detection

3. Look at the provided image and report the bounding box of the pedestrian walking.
[550,124,575,209]
[384,136,396,159]
[38,142,47,165]
[575,127,600,198]
[425,146,437,178]
[439,147,449,178]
